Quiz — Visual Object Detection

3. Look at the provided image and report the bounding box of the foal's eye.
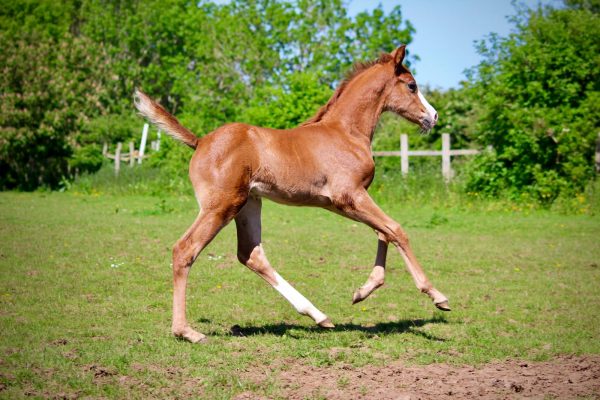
[407,82,417,93]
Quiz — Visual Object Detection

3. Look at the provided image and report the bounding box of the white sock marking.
[273,272,327,323]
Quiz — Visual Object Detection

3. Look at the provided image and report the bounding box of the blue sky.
[348,0,562,90]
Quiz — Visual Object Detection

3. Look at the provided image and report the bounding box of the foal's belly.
[249,181,332,207]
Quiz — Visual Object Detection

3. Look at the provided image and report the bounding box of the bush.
[0,30,114,189]
[465,4,600,201]
[69,144,104,176]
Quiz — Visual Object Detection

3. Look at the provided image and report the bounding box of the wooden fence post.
[102,142,108,157]
[156,130,161,151]
[138,123,149,164]
[129,141,135,167]
[115,142,122,176]
[442,133,452,181]
[400,133,409,175]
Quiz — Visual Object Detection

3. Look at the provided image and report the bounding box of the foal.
[135,45,450,343]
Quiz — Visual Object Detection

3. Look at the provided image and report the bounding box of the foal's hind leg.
[235,196,334,327]
[352,233,388,304]
[171,205,239,343]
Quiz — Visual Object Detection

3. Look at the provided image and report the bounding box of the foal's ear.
[391,45,406,75]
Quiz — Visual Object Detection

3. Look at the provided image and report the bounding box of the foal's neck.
[322,66,389,143]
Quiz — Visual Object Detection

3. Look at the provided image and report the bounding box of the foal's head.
[383,45,438,131]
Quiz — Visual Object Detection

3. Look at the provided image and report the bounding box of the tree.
[240,70,332,129]
[465,2,600,201]
[0,31,114,189]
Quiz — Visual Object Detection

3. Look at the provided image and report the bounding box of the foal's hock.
[135,45,449,343]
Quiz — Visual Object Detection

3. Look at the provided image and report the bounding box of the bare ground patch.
[239,355,600,399]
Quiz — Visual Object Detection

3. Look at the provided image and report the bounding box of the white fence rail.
[372,133,481,180]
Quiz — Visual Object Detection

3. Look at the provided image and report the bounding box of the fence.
[372,133,480,180]
[103,123,161,175]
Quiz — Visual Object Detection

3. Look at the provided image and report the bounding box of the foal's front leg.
[336,190,450,310]
[235,196,335,327]
[352,234,388,304]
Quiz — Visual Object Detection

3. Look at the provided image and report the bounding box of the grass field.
[1,191,599,398]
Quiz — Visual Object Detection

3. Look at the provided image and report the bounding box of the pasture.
[1,192,599,398]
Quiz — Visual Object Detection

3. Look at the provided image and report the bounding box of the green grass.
[1,191,600,398]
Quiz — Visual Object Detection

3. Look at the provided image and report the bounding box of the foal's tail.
[133,89,198,149]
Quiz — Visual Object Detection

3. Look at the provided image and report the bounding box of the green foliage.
[0,30,115,189]
[465,3,600,202]
[146,136,193,180]
[240,71,332,129]
[564,0,600,13]
[425,86,480,149]
[80,113,142,145]
[68,144,104,176]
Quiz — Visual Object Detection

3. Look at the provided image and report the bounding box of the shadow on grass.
[207,315,449,341]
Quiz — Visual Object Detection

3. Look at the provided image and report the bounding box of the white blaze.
[273,272,327,324]
[418,90,437,121]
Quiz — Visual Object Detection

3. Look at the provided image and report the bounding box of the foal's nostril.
[434,112,438,122]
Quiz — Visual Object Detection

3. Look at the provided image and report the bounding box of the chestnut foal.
[135,45,450,343]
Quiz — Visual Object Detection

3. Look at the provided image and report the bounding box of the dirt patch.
[22,388,81,400]
[241,355,600,399]
[62,349,79,360]
[131,362,184,377]
[84,364,118,385]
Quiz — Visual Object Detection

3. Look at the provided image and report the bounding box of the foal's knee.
[172,240,194,273]
[387,224,409,248]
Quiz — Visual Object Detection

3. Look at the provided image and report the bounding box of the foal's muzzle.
[420,114,437,131]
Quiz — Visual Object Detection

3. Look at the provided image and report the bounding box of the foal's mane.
[301,53,393,126]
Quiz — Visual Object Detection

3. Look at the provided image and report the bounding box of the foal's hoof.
[352,289,365,305]
[435,300,451,311]
[317,318,335,329]
[174,327,207,344]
